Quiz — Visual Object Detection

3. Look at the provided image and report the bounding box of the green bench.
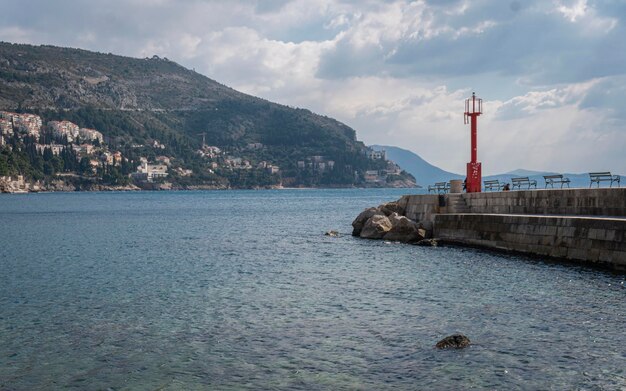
[512,177,537,190]
[543,174,570,188]
[589,172,620,188]
[428,182,450,194]
[484,180,504,191]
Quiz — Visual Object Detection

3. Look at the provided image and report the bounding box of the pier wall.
[399,188,626,270]
[461,188,626,216]
[399,194,441,230]
[434,214,626,270]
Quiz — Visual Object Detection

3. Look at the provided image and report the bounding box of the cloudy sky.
[1,0,625,174]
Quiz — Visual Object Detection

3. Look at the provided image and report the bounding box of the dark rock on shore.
[351,207,379,236]
[383,213,425,243]
[378,201,405,217]
[360,214,393,239]
[436,334,471,349]
[416,238,438,247]
[353,200,429,243]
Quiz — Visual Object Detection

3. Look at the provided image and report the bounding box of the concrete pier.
[398,188,626,270]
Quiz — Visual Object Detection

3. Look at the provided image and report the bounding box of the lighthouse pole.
[464,92,482,193]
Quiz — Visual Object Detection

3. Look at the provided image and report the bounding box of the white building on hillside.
[132,161,168,182]
[78,128,104,143]
[49,120,80,142]
[1,112,42,138]
[35,144,65,156]
[366,149,386,160]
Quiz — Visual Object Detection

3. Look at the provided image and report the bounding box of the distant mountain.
[504,169,557,177]
[371,145,462,186]
[369,145,624,189]
[0,42,415,188]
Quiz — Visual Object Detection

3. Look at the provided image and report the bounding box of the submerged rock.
[436,334,471,349]
[416,238,438,247]
[360,214,393,239]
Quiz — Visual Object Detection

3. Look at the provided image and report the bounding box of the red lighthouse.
[464,92,482,193]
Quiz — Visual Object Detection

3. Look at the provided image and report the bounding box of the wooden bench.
[589,172,620,188]
[428,182,450,194]
[484,180,504,191]
[543,174,570,188]
[511,177,537,190]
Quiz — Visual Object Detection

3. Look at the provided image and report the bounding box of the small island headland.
[354,187,626,271]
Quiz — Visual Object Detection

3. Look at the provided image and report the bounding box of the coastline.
[1,183,420,194]
[1,179,419,194]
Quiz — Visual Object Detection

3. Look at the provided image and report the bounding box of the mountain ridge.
[0,42,415,189]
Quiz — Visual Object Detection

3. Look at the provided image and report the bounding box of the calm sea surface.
[0,189,624,390]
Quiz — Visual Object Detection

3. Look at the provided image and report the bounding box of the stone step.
[447,194,470,213]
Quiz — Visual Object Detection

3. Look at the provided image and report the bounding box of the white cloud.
[482,104,626,174]
[555,0,618,34]
[191,26,334,95]
[557,0,588,22]
[495,81,596,120]
[0,26,35,44]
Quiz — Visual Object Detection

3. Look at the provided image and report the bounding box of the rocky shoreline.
[1,181,417,194]
[352,198,436,245]
[1,169,419,194]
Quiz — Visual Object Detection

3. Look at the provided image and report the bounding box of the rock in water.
[416,238,438,247]
[383,213,425,243]
[436,334,471,349]
[359,214,393,239]
[351,207,379,236]
[378,201,405,217]
[325,230,339,237]
[352,199,430,241]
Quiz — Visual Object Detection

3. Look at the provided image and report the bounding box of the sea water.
[0,189,624,390]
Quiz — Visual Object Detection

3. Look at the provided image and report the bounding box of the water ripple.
[0,189,624,390]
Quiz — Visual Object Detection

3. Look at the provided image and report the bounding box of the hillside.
[370,145,462,186]
[0,42,414,189]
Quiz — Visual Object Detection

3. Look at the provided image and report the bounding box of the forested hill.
[0,42,414,189]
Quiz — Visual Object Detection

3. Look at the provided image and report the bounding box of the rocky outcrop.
[360,213,393,239]
[383,213,425,243]
[351,207,380,236]
[379,201,405,217]
[353,200,429,243]
[386,178,418,188]
[45,180,77,192]
[436,334,471,349]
